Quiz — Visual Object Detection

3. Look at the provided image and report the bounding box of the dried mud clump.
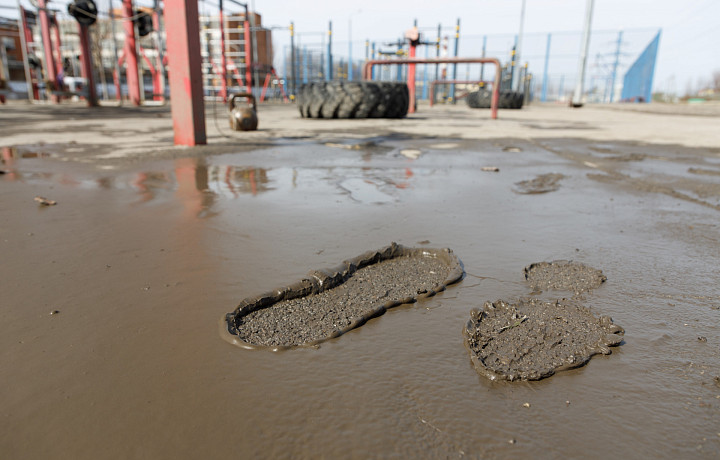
[524,260,606,294]
[463,298,624,381]
[222,243,464,350]
[513,173,565,194]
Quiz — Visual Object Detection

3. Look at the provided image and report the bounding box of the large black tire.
[466,90,524,110]
[466,89,492,108]
[298,81,409,119]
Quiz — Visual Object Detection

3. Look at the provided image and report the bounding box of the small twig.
[498,315,528,333]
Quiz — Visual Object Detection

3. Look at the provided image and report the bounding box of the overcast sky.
[2,0,718,94]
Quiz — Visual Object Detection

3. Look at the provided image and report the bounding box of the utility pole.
[513,0,526,92]
[572,0,594,107]
[609,30,623,103]
[326,21,332,80]
[290,21,295,98]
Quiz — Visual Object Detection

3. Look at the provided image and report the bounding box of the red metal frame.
[259,67,289,103]
[19,7,39,100]
[138,47,161,100]
[429,80,490,107]
[363,57,502,119]
[243,17,251,92]
[37,0,59,102]
[122,0,141,105]
[407,42,417,113]
[77,23,97,106]
[217,2,228,101]
[50,15,63,86]
[151,8,165,102]
[165,0,206,145]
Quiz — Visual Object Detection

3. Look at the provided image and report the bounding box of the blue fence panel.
[621,31,661,103]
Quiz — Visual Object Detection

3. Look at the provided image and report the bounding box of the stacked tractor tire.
[298,81,409,119]
[465,88,524,109]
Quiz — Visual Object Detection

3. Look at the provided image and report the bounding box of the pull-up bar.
[362,57,502,119]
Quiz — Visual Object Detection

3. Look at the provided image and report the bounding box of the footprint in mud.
[513,173,565,194]
[524,260,606,294]
[222,243,464,350]
[463,298,624,381]
[464,260,620,382]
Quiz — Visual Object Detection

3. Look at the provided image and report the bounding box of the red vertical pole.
[37,0,59,102]
[51,16,63,86]
[122,0,141,105]
[77,23,98,106]
[165,0,207,145]
[151,8,164,101]
[243,14,252,93]
[19,7,39,100]
[218,0,228,101]
[407,42,416,114]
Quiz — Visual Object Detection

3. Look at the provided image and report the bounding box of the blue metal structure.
[621,31,660,103]
[541,33,551,101]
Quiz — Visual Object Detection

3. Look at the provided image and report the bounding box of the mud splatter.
[463,298,624,381]
[524,260,606,294]
[513,173,565,194]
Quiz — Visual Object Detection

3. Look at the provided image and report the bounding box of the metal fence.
[281,26,662,104]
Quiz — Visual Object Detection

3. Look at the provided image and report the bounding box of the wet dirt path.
[2,136,720,458]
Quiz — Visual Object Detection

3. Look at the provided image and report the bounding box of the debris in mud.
[34,196,57,206]
[524,260,606,294]
[513,173,565,194]
[222,243,464,350]
[463,298,624,381]
[400,149,422,159]
[481,166,500,172]
[503,146,523,152]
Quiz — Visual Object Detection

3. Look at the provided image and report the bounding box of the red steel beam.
[51,15,63,86]
[407,42,417,113]
[19,7,39,100]
[77,23,98,106]
[243,17,252,93]
[37,0,59,102]
[122,0,141,105]
[165,0,206,145]
[363,57,502,119]
[218,0,228,101]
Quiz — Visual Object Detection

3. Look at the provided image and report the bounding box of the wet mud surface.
[225,244,463,349]
[525,260,607,294]
[513,172,565,194]
[2,109,720,458]
[464,299,624,381]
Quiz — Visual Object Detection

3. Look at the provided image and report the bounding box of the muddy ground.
[1,101,720,458]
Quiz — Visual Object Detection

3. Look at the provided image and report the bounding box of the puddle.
[338,177,396,204]
[3,138,720,458]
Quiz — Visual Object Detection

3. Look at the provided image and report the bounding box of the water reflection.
[2,147,417,212]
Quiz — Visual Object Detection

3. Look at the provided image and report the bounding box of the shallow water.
[1,138,719,458]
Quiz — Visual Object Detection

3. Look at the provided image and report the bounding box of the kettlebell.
[229,93,258,131]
